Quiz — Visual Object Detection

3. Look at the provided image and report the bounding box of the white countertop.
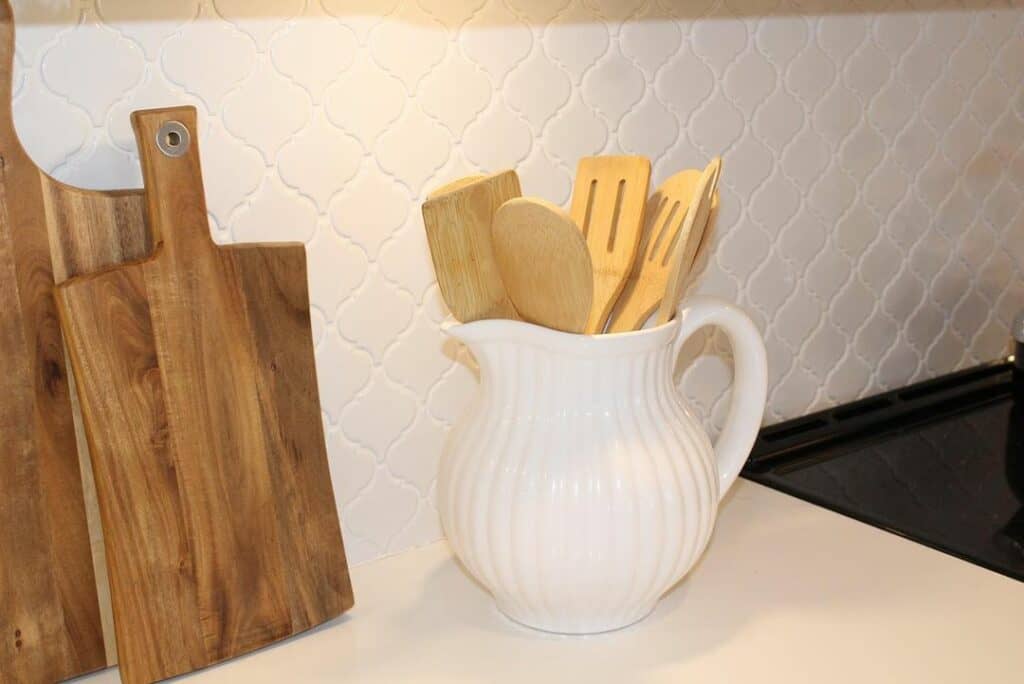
[75,481,1024,683]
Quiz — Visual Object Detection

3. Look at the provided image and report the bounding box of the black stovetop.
[743,361,1024,582]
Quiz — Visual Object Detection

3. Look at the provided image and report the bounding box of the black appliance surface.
[743,361,1024,582]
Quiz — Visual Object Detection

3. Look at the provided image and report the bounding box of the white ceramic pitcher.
[439,296,768,634]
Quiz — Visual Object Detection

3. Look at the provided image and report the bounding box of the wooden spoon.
[656,158,722,325]
[569,155,651,333]
[492,198,593,334]
[422,171,521,322]
[606,169,720,332]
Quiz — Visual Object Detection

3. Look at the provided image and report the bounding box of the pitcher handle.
[672,296,768,501]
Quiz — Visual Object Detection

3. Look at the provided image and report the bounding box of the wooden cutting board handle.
[132,107,213,254]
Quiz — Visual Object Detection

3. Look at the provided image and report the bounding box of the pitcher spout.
[442,317,544,348]
[440,318,493,355]
[441,318,526,370]
[441,317,486,346]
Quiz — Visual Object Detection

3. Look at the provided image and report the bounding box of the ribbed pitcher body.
[439,319,719,634]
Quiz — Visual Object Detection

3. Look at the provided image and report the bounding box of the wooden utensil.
[492,197,593,333]
[427,173,485,199]
[656,158,722,325]
[607,169,720,333]
[0,0,149,678]
[55,107,353,684]
[422,171,521,322]
[569,155,651,333]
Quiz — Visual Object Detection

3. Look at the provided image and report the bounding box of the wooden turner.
[656,158,722,325]
[422,171,521,322]
[55,107,353,684]
[569,155,651,333]
[607,169,720,332]
[427,174,485,198]
[492,198,593,333]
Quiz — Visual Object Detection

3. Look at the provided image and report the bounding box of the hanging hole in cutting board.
[156,121,190,158]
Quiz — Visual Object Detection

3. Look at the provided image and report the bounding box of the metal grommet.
[156,121,191,158]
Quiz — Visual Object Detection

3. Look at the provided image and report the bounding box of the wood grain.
[492,197,593,334]
[56,106,353,684]
[422,171,521,322]
[569,156,651,333]
[607,170,720,333]
[426,174,485,199]
[0,158,106,684]
[0,0,148,678]
[44,180,149,281]
[44,178,149,668]
[656,158,722,325]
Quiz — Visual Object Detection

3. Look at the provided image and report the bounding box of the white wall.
[13,0,1023,563]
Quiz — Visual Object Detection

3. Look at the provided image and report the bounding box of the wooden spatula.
[56,107,353,684]
[656,158,722,325]
[427,174,485,199]
[569,155,651,333]
[492,198,593,334]
[422,171,521,322]
[606,169,720,333]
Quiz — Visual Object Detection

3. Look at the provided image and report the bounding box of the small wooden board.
[56,107,353,684]
[0,0,148,679]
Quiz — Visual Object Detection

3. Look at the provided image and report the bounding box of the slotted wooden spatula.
[607,169,720,332]
[569,155,651,333]
[56,107,353,684]
[422,171,521,322]
[656,158,722,325]
[493,198,593,334]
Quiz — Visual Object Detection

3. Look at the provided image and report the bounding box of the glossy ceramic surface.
[439,296,768,633]
[748,365,1024,583]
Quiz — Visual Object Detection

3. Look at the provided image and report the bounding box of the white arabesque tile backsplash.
[11,0,1024,564]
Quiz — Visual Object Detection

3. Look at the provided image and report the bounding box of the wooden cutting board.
[55,106,353,684]
[0,0,148,679]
